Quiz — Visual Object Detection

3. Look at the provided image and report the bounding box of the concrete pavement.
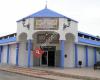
[0,71,46,80]
[0,65,82,80]
[0,65,100,80]
[33,67,100,80]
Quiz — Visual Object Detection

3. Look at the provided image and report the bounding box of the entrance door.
[48,51,55,67]
[41,51,48,66]
[40,46,55,67]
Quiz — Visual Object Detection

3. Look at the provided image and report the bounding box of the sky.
[0,0,100,36]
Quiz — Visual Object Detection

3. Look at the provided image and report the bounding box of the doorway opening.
[48,51,55,67]
[41,46,55,67]
[41,51,48,66]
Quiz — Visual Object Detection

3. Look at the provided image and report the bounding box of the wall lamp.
[22,18,30,30]
[63,18,71,30]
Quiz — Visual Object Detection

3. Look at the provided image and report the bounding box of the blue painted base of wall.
[16,43,19,66]
[85,46,88,67]
[60,40,64,68]
[75,44,78,67]
[28,40,31,67]
[7,45,10,64]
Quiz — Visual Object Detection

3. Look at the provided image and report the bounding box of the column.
[60,40,64,68]
[28,40,31,67]
[0,46,2,63]
[75,44,78,67]
[94,47,97,64]
[85,46,88,67]
[16,43,19,66]
[7,45,10,64]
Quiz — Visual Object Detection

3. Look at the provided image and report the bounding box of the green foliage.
[96,35,100,38]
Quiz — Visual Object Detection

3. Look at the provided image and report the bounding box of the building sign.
[33,48,44,58]
[34,18,59,30]
[40,46,56,51]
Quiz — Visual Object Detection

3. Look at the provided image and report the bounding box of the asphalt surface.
[0,71,47,80]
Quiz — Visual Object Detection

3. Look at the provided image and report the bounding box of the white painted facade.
[17,18,78,41]
[88,46,94,67]
[77,45,85,67]
[97,51,100,61]
[1,45,7,64]
[9,44,16,65]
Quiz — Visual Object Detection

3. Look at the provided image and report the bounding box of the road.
[0,71,47,80]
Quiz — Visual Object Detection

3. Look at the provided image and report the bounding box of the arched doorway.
[65,33,75,42]
[32,31,60,67]
[18,32,28,66]
[65,33,75,67]
[18,32,27,42]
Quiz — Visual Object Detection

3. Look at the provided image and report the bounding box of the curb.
[45,70,100,80]
[0,68,55,80]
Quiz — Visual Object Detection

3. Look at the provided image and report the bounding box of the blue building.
[0,7,100,68]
